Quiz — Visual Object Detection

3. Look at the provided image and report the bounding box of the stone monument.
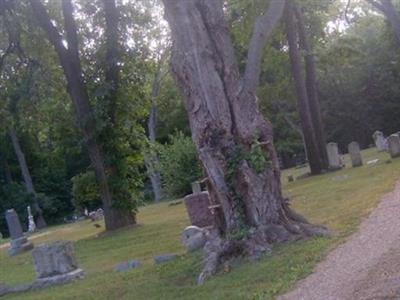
[31,241,84,288]
[27,206,36,233]
[348,141,363,167]
[326,142,342,170]
[5,209,34,256]
[388,134,400,158]
[184,191,214,228]
[372,131,387,151]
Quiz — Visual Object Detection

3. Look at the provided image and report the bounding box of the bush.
[71,171,102,211]
[159,132,202,198]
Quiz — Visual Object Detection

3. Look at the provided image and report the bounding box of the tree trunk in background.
[163,0,328,283]
[285,3,324,174]
[30,0,135,230]
[368,0,400,45]
[9,128,47,228]
[294,4,328,169]
[145,64,163,202]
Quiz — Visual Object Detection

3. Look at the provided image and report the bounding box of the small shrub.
[159,132,202,198]
[71,171,102,211]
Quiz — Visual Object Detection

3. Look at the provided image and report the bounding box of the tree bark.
[294,4,328,169]
[30,0,135,230]
[9,128,47,228]
[285,3,324,174]
[367,0,400,45]
[163,0,328,283]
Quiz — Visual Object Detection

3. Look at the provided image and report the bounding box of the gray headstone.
[326,142,341,170]
[32,241,81,279]
[6,209,33,256]
[6,209,24,240]
[114,260,141,272]
[184,191,214,228]
[348,141,363,167]
[388,134,400,158]
[181,226,206,252]
[154,253,178,265]
[191,181,202,194]
[372,131,388,151]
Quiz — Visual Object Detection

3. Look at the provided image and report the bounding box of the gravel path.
[279,181,400,300]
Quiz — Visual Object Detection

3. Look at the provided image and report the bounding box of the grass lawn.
[1,148,400,300]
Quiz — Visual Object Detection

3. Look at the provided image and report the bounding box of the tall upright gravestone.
[372,131,387,151]
[326,142,342,170]
[388,134,400,158]
[5,209,34,256]
[348,141,363,167]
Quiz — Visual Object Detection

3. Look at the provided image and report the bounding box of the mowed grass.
[1,148,400,300]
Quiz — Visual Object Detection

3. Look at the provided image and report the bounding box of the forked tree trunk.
[285,3,324,174]
[30,0,135,230]
[294,4,329,170]
[163,0,328,283]
[9,128,47,228]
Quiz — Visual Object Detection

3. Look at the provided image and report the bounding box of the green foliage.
[0,183,35,238]
[159,132,202,198]
[71,171,102,211]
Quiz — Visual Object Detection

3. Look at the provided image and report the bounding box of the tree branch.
[242,0,286,94]
[29,0,68,58]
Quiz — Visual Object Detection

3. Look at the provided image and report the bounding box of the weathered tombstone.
[5,209,34,256]
[31,241,84,288]
[184,191,214,227]
[372,131,388,151]
[388,134,400,158]
[191,181,202,194]
[326,142,342,170]
[27,206,36,233]
[154,253,178,265]
[348,141,363,167]
[181,225,207,252]
[114,260,141,273]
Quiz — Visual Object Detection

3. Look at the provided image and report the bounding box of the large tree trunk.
[294,4,329,170]
[30,0,135,230]
[9,128,47,228]
[285,3,324,174]
[163,0,328,283]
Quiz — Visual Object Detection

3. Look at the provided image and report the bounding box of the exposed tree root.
[197,208,330,285]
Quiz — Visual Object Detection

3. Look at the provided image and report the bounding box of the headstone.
[372,131,388,151]
[191,181,202,194]
[326,142,341,170]
[27,206,36,233]
[31,241,84,288]
[388,134,400,158]
[348,141,363,167]
[114,260,141,272]
[181,226,207,252]
[154,253,178,265]
[5,209,34,256]
[184,191,214,227]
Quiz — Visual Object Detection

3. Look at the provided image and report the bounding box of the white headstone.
[348,141,363,167]
[27,206,36,233]
[326,142,341,170]
[372,131,388,151]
